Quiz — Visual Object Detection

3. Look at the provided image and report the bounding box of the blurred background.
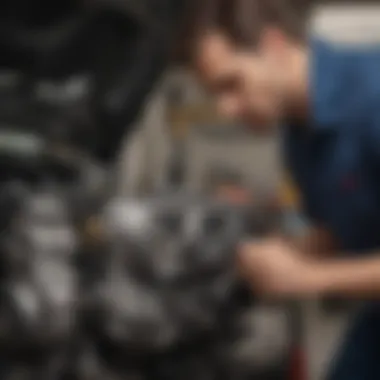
[0,1,378,380]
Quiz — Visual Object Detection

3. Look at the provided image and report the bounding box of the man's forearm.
[314,254,380,297]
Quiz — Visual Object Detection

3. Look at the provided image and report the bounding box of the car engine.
[0,1,292,379]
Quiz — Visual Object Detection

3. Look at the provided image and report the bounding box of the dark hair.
[176,0,312,63]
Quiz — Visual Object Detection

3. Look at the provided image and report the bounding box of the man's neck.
[285,45,309,126]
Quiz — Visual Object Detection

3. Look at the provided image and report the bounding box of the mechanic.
[179,0,380,378]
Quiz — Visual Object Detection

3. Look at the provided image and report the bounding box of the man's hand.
[237,238,323,298]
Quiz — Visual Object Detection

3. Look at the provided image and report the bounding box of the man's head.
[180,0,311,131]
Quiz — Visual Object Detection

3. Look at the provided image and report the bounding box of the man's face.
[194,31,289,132]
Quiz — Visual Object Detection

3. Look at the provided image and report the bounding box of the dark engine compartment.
[0,0,186,164]
[0,1,292,379]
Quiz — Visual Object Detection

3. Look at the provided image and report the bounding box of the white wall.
[312,4,380,43]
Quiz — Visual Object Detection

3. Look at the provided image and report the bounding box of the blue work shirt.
[284,39,380,253]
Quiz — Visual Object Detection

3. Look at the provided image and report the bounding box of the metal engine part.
[0,188,290,380]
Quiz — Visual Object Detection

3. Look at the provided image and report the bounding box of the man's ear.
[258,26,289,57]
